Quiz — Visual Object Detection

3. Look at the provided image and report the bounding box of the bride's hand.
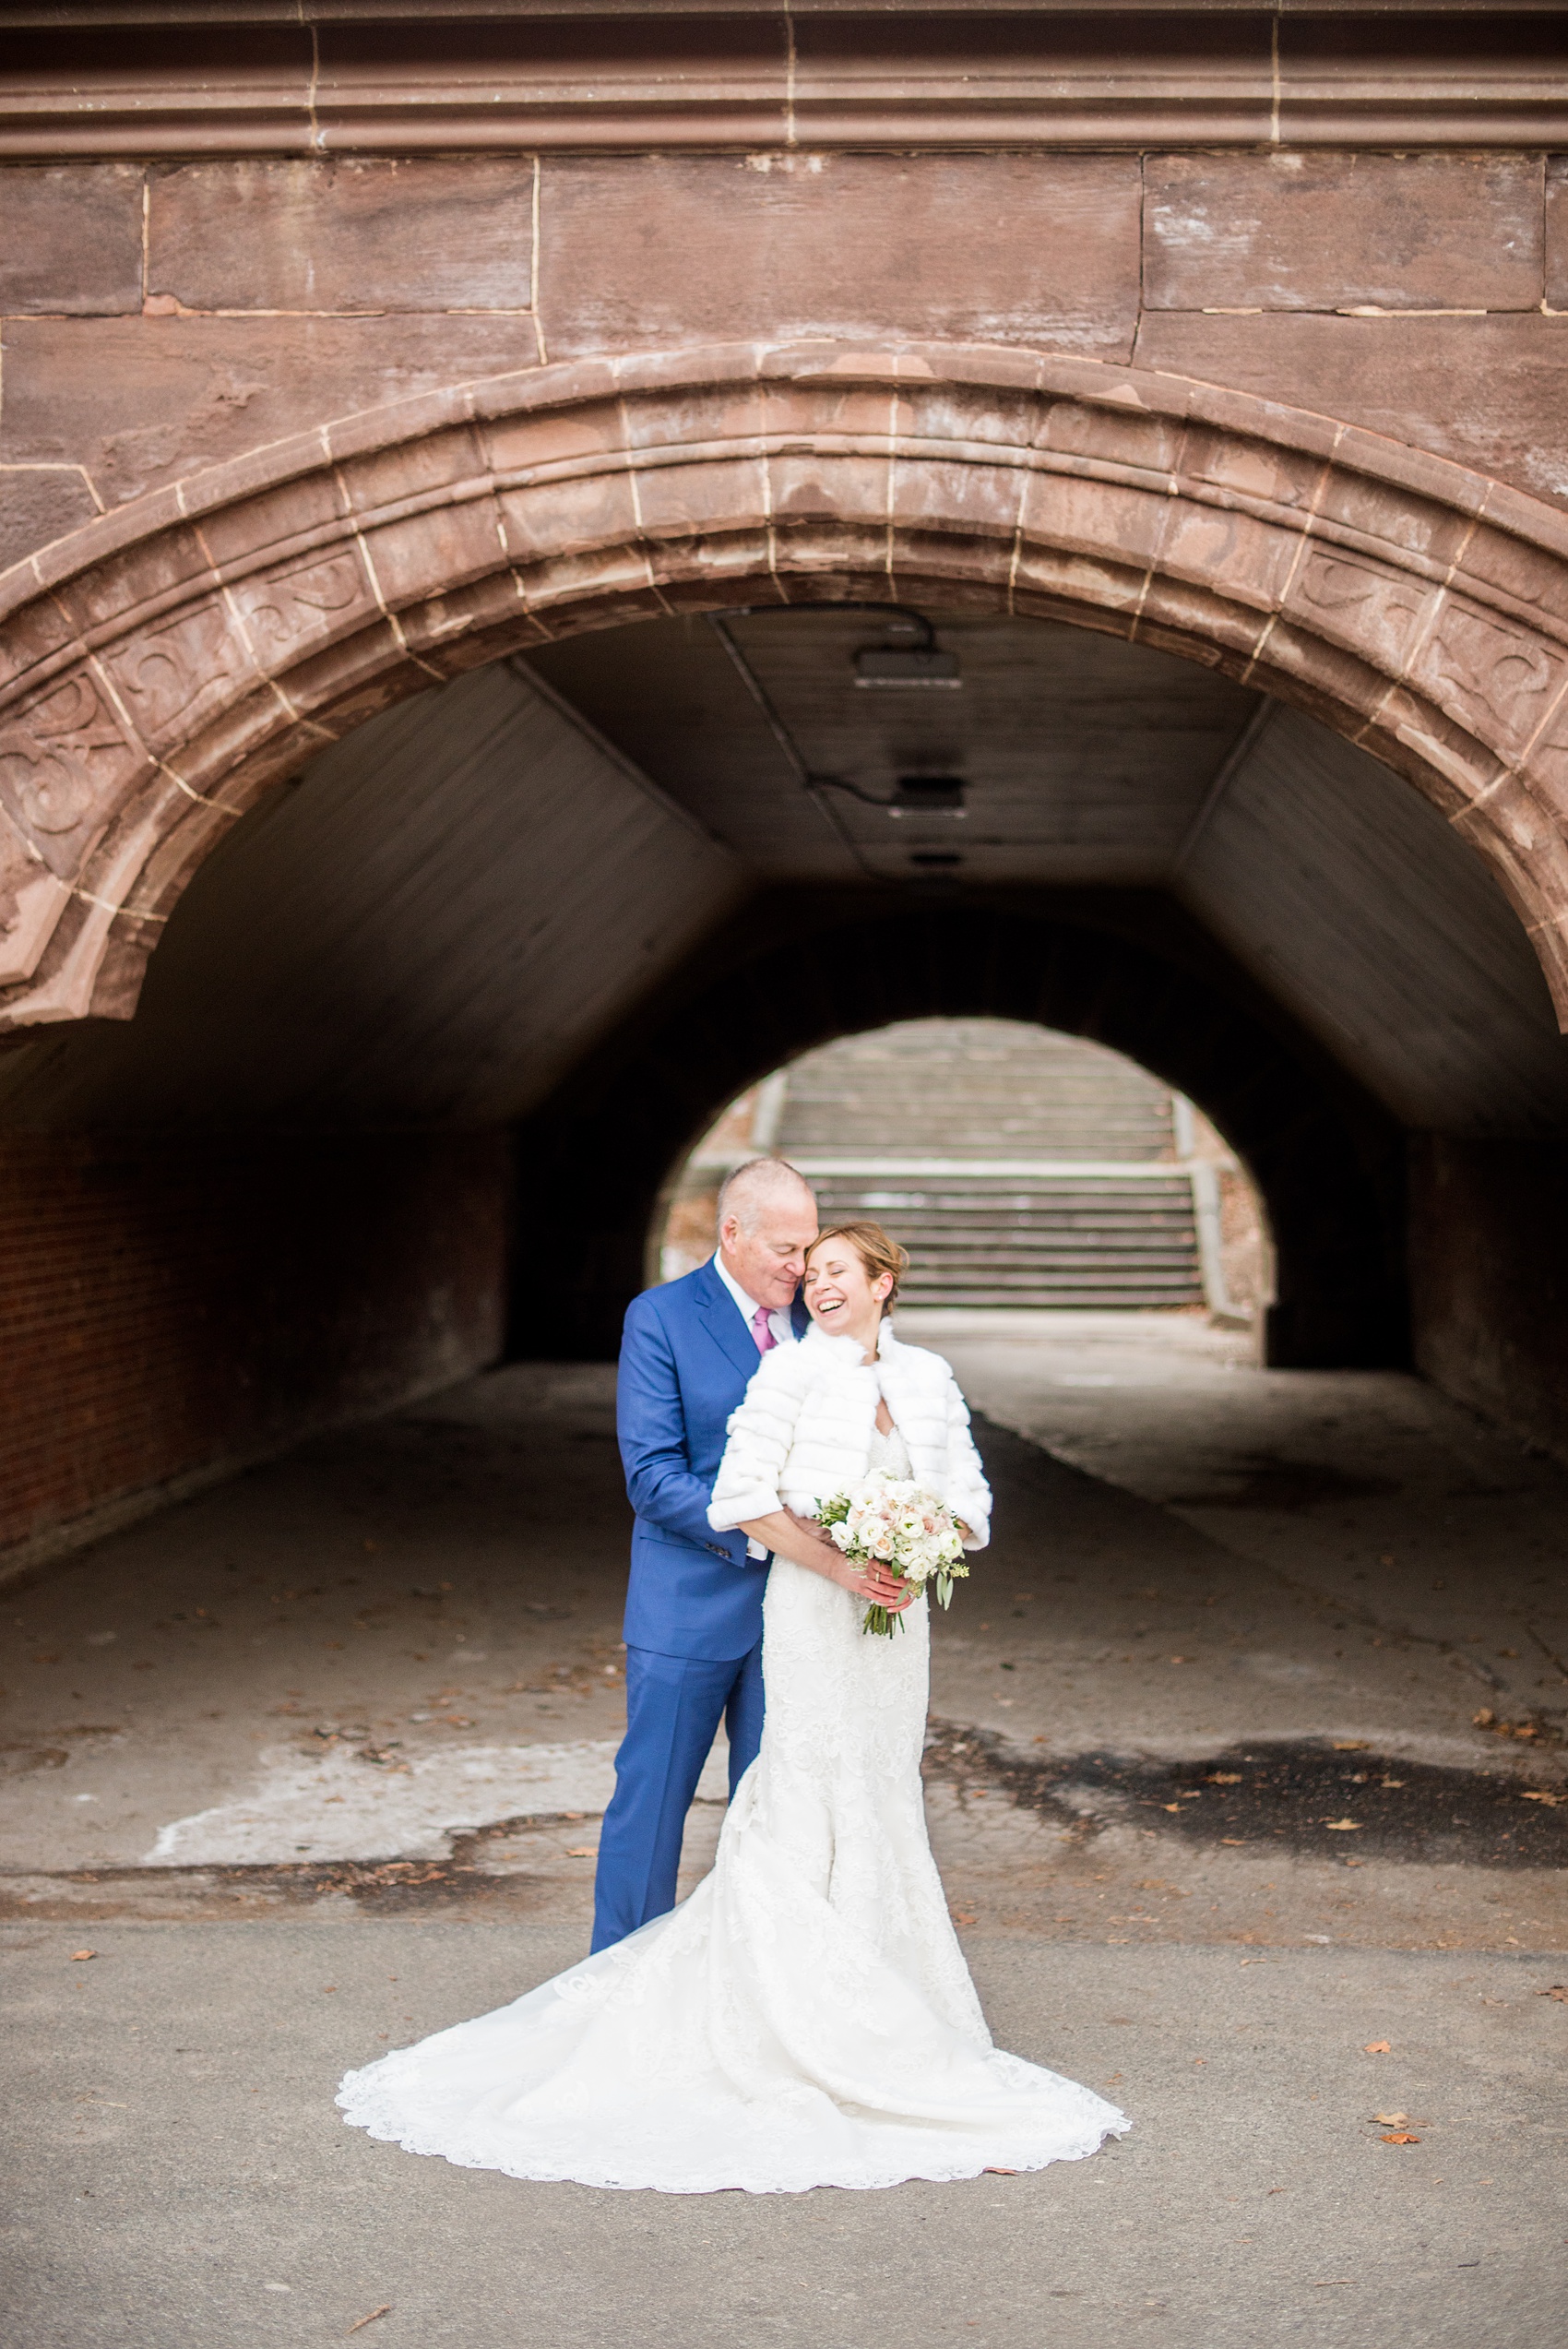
[737,1513,911,1608]
[835,1556,913,1611]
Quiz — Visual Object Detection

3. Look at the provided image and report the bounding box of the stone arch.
[508,888,1408,1368]
[3,338,1568,1033]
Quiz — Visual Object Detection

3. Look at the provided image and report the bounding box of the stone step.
[772,1018,1206,1309]
[813,1165,1206,1309]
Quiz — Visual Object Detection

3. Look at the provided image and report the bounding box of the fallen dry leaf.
[1363,2041,1392,2054]
[1334,1740,1372,1752]
[1521,1790,1567,1806]
[1382,2131,1420,2145]
[1473,1710,1494,1727]
[1161,1802,1182,1813]
[1537,1985,1568,2001]
[1220,1836,1245,1846]
[564,1847,597,1859]
[983,2166,1020,2175]
[1324,1818,1362,1831]
[346,2308,391,2337]
[1372,2112,1408,2126]
[951,1910,977,1926]
[69,1950,96,1962]
[1207,1771,1242,1785]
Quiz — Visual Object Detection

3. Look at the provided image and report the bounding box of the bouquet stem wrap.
[814,1473,969,1638]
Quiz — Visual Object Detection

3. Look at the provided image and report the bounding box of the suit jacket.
[617,1257,809,1661]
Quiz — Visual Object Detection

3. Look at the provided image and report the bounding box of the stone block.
[765,521,895,584]
[1310,468,1476,580]
[497,467,639,567]
[1009,539,1146,619]
[243,616,409,734]
[230,544,379,672]
[0,314,541,512]
[1133,311,1568,509]
[1038,398,1184,484]
[1281,544,1438,677]
[536,152,1141,363]
[1146,152,1543,314]
[146,158,535,314]
[1411,601,1568,763]
[1543,159,1568,316]
[482,399,627,483]
[0,819,70,987]
[1158,501,1302,616]
[1178,426,1328,523]
[886,524,1016,593]
[396,570,537,669]
[1020,471,1169,571]
[101,600,254,755]
[52,521,215,639]
[0,164,145,316]
[513,543,668,619]
[354,496,504,612]
[197,471,350,577]
[1459,523,1568,640]
[0,468,102,579]
[631,454,771,545]
[335,423,488,522]
[767,448,890,533]
[888,453,1028,546]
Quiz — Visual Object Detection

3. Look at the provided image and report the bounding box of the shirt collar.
[712,1249,764,1326]
[712,1250,800,1345]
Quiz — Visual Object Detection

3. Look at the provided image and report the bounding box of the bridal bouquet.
[814,1473,969,1638]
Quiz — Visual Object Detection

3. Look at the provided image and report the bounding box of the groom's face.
[719,1191,819,1313]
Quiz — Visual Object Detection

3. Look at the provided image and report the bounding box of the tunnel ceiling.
[0,608,1563,1138]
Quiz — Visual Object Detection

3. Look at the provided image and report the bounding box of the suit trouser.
[590,1639,765,1954]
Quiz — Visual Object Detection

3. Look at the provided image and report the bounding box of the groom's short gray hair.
[718,1157,817,1233]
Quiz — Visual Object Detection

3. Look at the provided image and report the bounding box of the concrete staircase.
[777,1021,1206,1311]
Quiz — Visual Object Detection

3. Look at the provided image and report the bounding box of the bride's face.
[802,1240,892,1341]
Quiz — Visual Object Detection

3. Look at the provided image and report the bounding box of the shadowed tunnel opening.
[1,594,1565,1567]
[506,888,1408,1369]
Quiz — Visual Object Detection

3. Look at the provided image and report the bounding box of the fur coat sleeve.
[942,1373,992,1550]
[706,1340,814,1530]
[707,1325,991,1550]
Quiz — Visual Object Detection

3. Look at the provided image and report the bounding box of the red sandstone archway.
[4,340,1568,1032]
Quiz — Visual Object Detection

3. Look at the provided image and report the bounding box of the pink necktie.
[751,1306,777,1354]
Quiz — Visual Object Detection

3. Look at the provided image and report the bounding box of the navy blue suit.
[592,1258,808,1951]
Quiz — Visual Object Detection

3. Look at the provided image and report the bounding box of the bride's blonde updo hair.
[807,1220,910,1318]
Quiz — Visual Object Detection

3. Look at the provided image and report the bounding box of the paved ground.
[3,1313,1566,2343]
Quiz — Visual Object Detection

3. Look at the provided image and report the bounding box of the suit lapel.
[694,1258,763,1383]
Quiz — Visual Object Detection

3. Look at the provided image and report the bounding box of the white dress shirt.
[711,1252,797,1556]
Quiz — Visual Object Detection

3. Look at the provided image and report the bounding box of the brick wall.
[1409,1137,1568,1467]
[0,1127,508,1561]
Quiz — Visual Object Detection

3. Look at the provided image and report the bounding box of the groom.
[591,1156,821,1953]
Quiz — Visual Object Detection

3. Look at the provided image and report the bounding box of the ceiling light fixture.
[852,610,961,689]
[889,776,967,817]
[855,645,961,688]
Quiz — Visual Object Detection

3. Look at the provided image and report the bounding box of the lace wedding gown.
[337,1424,1128,2192]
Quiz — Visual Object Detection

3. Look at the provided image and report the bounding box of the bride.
[338,1221,1127,2193]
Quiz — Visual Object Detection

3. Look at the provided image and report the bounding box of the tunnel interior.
[2,602,1566,1561]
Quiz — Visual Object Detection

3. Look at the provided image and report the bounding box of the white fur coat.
[707,1319,991,1548]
